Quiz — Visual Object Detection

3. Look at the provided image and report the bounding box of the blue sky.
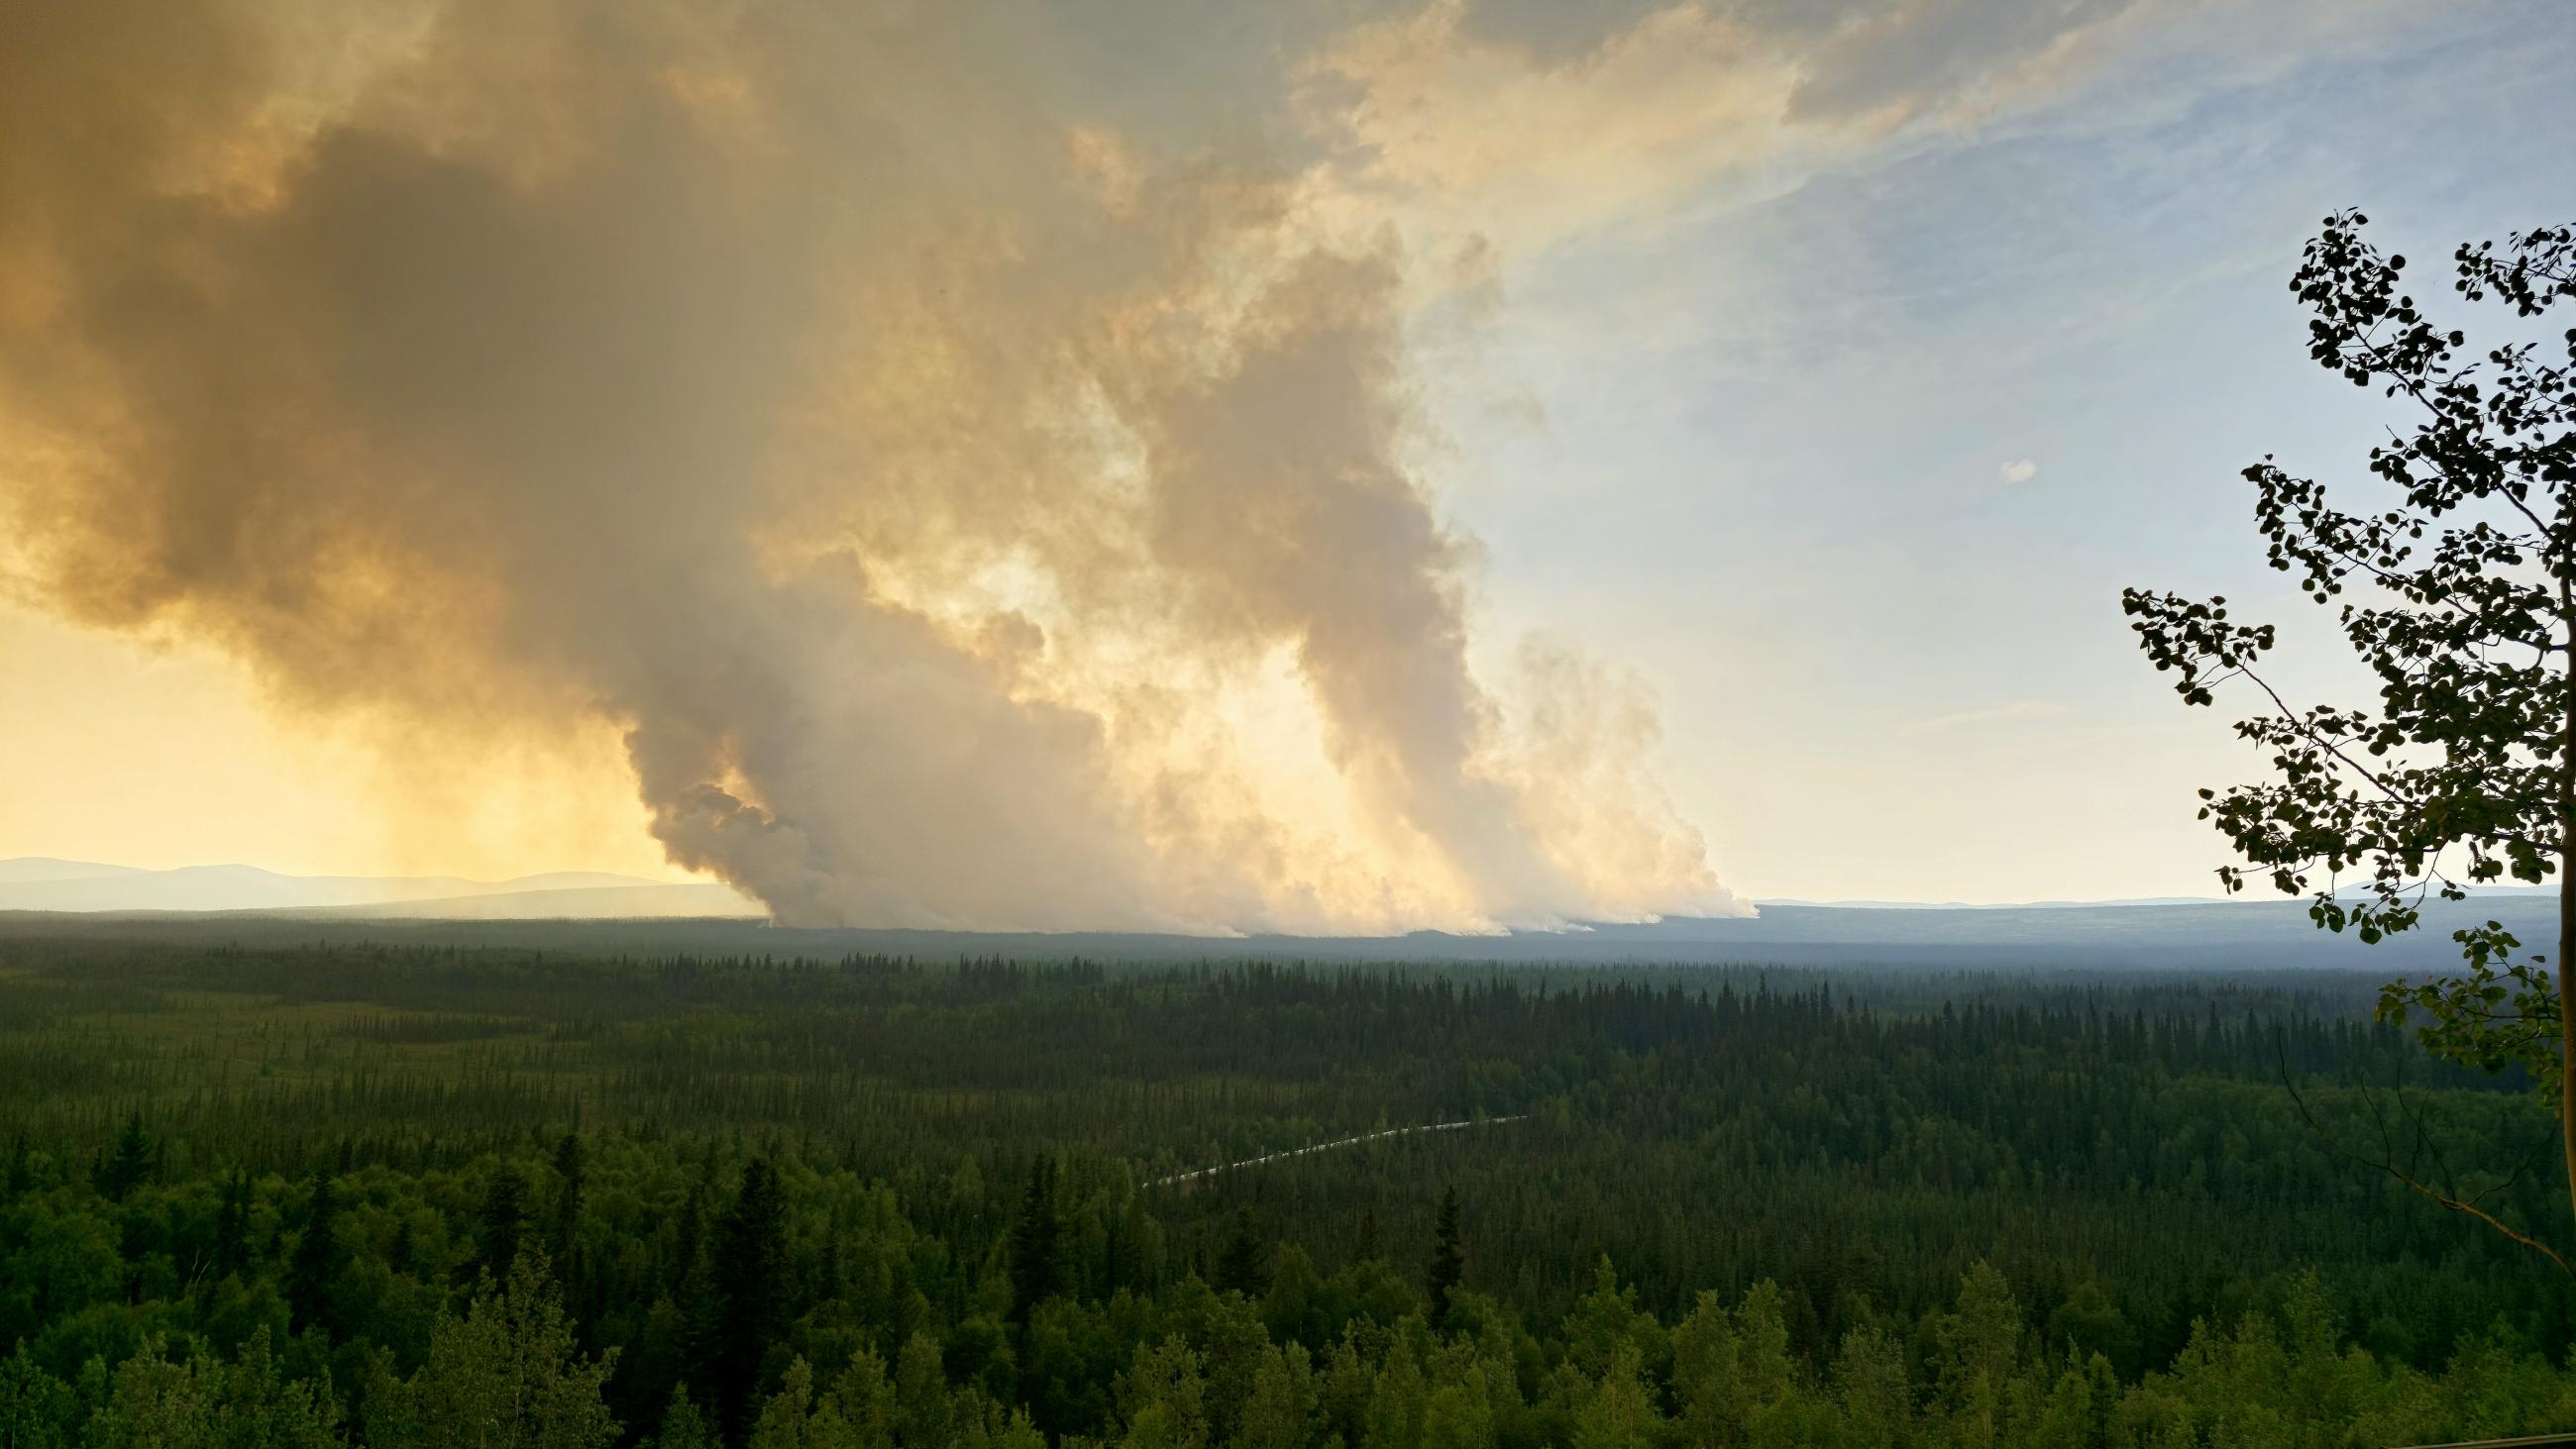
[1428,0,2576,899]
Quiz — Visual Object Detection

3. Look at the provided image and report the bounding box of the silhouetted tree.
[2128,209,2576,1261]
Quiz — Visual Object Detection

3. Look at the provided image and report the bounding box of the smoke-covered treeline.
[0,934,2569,1444]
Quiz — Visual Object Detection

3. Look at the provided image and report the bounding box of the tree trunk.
[2563,818,2576,1236]
[2563,576,2576,1236]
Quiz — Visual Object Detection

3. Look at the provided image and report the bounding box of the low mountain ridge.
[2,859,2554,972]
[0,858,760,917]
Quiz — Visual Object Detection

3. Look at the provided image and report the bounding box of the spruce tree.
[1007,1157,1062,1324]
[1425,1188,1463,1328]
[96,1114,151,1203]
[670,1174,706,1295]
[1215,1205,1271,1299]
[549,1133,587,1304]
[708,1158,788,1440]
[476,1162,528,1282]
[285,1172,339,1338]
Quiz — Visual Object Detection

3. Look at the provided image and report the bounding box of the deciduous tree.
[376,1249,620,1449]
[2127,209,2576,1253]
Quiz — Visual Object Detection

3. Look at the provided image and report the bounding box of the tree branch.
[2276,1035,2573,1278]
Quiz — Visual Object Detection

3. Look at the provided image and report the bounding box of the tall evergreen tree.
[550,1133,587,1296]
[708,1159,788,1440]
[670,1172,707,1295]
[285,1172,340,1338]
[1215,1205,1271,1299]
[1008,1157,1062,1324]
[1425,1188,1463,1329]
[477,1162,529,1282]
[96,1114,151,1203]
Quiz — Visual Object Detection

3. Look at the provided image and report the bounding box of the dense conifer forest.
[0,929,2569,1445]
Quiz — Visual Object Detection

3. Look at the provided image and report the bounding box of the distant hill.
[0,858,150,884]
[0,868,2554,973]
[1755,895,2225,910]
[263,882,764,920]
[0,858,762,918]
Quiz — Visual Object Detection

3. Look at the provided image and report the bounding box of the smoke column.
[0,0,1736,931]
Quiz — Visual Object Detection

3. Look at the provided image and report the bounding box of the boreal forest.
[0,923,2567,1447]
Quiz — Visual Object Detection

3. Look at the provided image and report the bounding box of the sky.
[1,0,2571,925]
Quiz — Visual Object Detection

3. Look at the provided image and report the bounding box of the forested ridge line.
[0,935,2568,1445]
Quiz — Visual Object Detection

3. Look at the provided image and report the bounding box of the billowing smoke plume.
[0,0,1735,931]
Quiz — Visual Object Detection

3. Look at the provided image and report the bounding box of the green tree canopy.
[375,1250,619,1449]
